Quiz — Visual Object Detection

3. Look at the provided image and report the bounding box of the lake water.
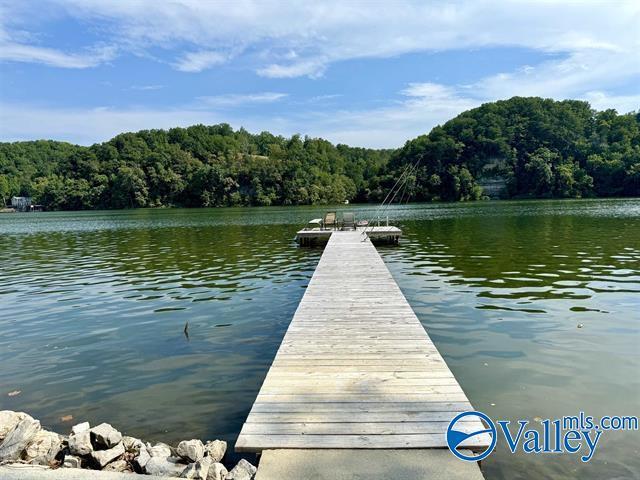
[1,199,638,479]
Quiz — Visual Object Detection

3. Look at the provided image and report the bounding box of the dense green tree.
[0,174,9,206]
[111,166,149,208]
[524,148,555,197]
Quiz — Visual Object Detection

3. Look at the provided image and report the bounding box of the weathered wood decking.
[236,230,489,452]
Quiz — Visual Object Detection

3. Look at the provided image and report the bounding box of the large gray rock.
[135,445,151,470]
[181,456,211,479]
[90,423,122,449]
[208,462,228,480]
[225,459,256,480]
[177,439,205,462]
[147,442,173,458]
[145,455,188,477]
[68,430,93,456]
[0,411,28,441]
[0,415,41,462]
[71,422,90,435]
[91,442,124,468]
[23,430,62,465]
[204,440,227,462]
[62,455,82,468]
[122,435,144,454]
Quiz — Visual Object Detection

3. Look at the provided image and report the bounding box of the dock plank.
[236,434,487,450]
[236,231,490,451]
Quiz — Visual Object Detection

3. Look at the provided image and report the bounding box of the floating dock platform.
[237,230,490,453]
[295,226,401,246]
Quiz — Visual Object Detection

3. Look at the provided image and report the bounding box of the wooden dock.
[295,226,401,246]
[236,230,490,452]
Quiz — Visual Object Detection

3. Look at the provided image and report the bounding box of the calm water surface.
[1,199,639,479]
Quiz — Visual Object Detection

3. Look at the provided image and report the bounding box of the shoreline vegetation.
[1,97,638,212]
[0,410,256,480]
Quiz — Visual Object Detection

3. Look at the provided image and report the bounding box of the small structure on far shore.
[11,197,32,212]
[10,197,43,212]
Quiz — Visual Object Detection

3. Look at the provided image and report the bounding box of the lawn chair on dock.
[323,212,337,230]
[342,212,355,230]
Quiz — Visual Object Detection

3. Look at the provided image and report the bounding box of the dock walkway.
[236,230,489,452]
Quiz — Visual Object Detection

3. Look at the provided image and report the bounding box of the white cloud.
[0,103,223,145]
[197,92,288,107]
[27,0,638,77]
[0,42,116,68]
[0,9,116,68]
[467,50,640,102]
[583,91,640,114]
[173,50,228,72]
[304,82,480,147]
[401,83,458,100]
[0,93,292,145]
[306,94,342,103]
[258,58,328,79]
[130,84,164,91]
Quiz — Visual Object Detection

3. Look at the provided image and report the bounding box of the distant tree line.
[1,97,638,210]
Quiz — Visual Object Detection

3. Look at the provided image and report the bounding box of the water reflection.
[1,199,639,478]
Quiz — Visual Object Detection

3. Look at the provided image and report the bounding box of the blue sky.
[1,1,639,148]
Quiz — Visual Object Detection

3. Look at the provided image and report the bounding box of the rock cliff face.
[0,410,256,480]
[476,176,507,198]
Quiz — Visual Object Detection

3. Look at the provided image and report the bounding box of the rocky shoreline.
[0,411,256,480]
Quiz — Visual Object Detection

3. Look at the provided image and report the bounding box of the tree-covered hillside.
[1,97,638,210]
[390,97,640,201]
[0,126,392,209]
